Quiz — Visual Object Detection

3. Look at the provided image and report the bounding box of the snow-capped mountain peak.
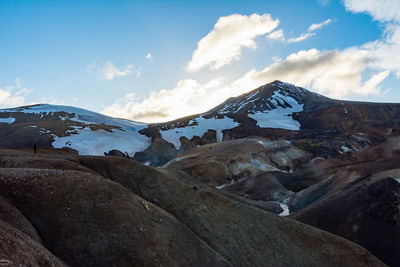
[214,80,319,116]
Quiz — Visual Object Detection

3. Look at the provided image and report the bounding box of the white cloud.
[146,53,152,60]
[232,48,388,99]
[186,13,279,72]
[104,5,400,123]
[344,0,400,22]
[287,32,315,43]
[267,29,285,41]
[102,76,254,123]
[0,78,31,108]
[237,2,400,100]
[308,18,332,32]
[87,61,137,81]
[100,61,134,80]
[102,44,388,123]
[360,70,391,95]
[102,46,391,123]
[285,19,331,44]
[343,0,400,76]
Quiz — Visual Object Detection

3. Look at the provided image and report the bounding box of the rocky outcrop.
[104,149,128,158]
[134,137,178,166]
[200,129,217,145]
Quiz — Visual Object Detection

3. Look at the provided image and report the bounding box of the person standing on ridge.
[33,144,37,154]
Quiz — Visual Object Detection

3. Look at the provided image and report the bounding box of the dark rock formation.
[104,149,128,158]
[134,137,178,166]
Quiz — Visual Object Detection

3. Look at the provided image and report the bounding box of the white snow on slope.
[278,203,290,216]
[215,179,235,189]
[0,117,15,124]
[161,116,239,150]
[52,127,150,157]
[341,145,352,153]
[248,91,303,130]
[0,104,147,130]
[0,104,151,156]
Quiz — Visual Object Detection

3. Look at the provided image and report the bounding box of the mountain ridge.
[0,80,399,265]
[1,80,400,166]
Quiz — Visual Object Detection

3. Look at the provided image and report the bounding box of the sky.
[0,0,400,123]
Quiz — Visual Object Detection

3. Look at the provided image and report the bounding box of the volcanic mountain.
[3,80,399,166]
[1,80,399,265]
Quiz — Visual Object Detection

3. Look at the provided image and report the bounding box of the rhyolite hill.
[2,80,400,165]
[0,80,399,266]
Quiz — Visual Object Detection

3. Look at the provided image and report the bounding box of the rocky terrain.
[0,148,384,266]
[1,80,399,265]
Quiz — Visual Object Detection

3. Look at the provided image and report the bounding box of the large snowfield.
[0,104,151,156]
[52,127,150,157]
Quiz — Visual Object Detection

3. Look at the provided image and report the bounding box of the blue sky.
[0,0,399,122]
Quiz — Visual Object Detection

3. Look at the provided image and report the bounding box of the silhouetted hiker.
[33,144,37,154]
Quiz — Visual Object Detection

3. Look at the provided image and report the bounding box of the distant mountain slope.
[0,104,150,156]
[141,81,334,150]
[1,80,400,164]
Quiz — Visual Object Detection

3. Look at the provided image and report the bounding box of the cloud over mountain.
[103,3,400,123]
[186,13,279,72]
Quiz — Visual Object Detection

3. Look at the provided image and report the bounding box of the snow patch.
[278,203,290,216]
[248,91,303,130]
[52,127,150,157]
[216,179,235,189]
[395,178,400,183]
[0,117,15,124]
[341,145,352,153]
[161,116,239,150]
